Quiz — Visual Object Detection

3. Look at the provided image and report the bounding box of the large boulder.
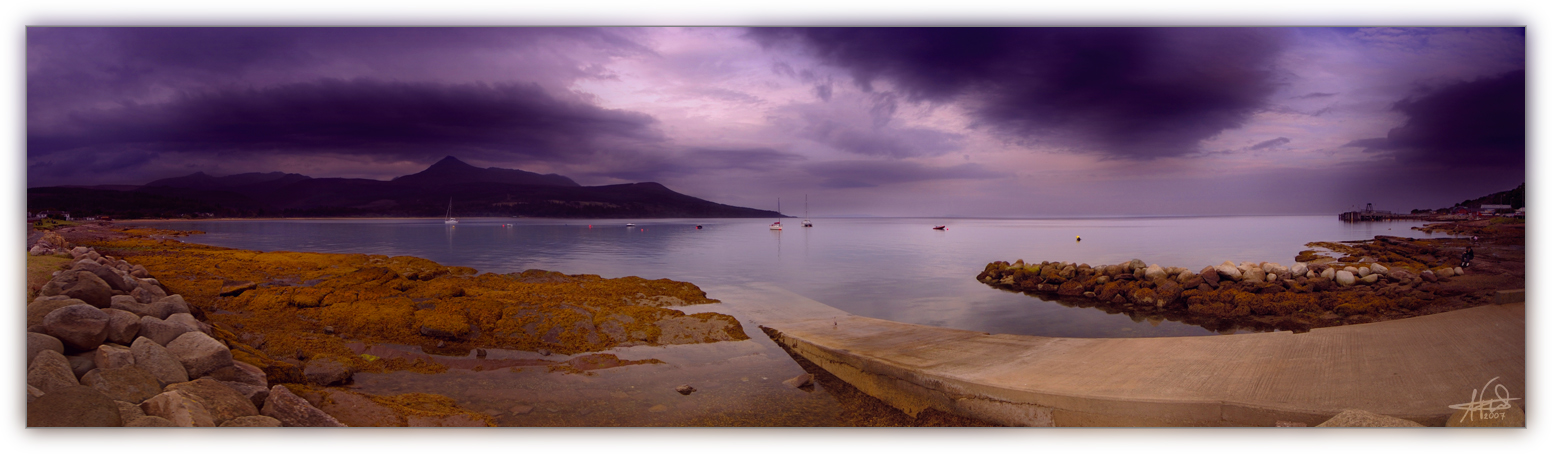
[110,295,155,317]
[218,380,271,410]
[167,313,212,335]
[43,304,111,352]
[204,361,268,388]
[1289,262,1309,278]
[27,332,65,366]
[40,270,114,309]
[148,295,192,320]
[262,385,346,427]
[303,357,354,386]
[101,308,142,345]
[79,366,163,404]
[139,390,217,427]
[27,350,79,393]
[1198,267,1220,286]
[1142,264,1167,281]
[94,343,136,370]
[167,331,234,379]
[1334,270,1356,286]
[131,336,189,385]
[164,378,260,425]
[1214,262,1243,281]
[1321,267,1336,280]
[27,296,84,329]
[27,385,123,427]
[138,315,194,346]
[74,259,137,293]
[131,284,167,305]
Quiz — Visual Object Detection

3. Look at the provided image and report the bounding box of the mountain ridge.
[30,157,782,219]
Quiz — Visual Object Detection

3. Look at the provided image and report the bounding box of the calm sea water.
[128,216,1451,338]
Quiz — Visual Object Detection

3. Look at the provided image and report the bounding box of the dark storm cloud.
[1291,92,1338,99]
[581,147,806,182]
[28,78,664,163]
[803,160,1009,188]
[1249,137,1291,150]
[1343,70,1524,169]
[801,118,964,159]
[748,28,1287,159]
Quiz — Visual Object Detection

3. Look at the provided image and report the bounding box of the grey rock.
[27,332,65,366]
[1142,264,1167,281]
[1361,274,1380,284]
[67,352,98,380]
[1214,263,1243,281]
[95,343,136,370]
[131,285,166,305]
[204,361,268,388]
[40,270,114,308]
[28,296,85,328]
[131,337,189,385]
[130,264,150,278]
[782,373,814,389]
[167,312,211,335]
[220,415,283,427]
[74,259,136,292]
[164,378,260,425]
[71,246,89,257]
[217,380,271,410]
[117,399,147,421]
[43,304,111,351]
[110,295,153,317]
[149,294,191,319]
[261,385,346,427]
[1315,409,1425,427]
[101,308,142,345]
[1335,270,1356,286]
[28,350,79,393]
[80,366,163,404]
[138,315,194,346]
[140,390,216,427]
[675,384,696,395]
[303,357,354,386]
[27,385,123,427]
[167,331,234,379]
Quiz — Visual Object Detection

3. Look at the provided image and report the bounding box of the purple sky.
[26,27,1524,217]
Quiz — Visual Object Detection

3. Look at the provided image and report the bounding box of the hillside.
[28,157,781,219]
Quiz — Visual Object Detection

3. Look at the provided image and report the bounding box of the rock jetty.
[978,230,1519,333]
[26,243,492,427]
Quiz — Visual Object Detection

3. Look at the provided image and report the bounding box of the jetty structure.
[742,283,1523,427]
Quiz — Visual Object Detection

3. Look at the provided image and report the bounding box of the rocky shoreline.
[27,223,752,427]
[977,220,1524,333]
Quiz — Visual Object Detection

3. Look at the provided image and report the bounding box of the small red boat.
[933,225,946,230]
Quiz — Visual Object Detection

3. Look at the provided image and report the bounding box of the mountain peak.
[392,156,580,187]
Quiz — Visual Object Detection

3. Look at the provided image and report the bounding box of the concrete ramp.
[738,283,1525,427]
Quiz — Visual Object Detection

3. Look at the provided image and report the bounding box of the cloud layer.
[749,28,1288,159]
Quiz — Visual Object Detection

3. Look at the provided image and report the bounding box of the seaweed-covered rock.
[303,357,354,386]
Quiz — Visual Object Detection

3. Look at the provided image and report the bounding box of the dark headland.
[28,156,783,219]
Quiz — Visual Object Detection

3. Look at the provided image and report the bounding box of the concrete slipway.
[707,283,1526,427]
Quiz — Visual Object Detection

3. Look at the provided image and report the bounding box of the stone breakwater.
[978,233,1513,333]
[26,239,515,427]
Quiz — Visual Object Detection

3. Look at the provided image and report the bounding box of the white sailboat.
[769,198,783,230]
[802,194,813,227]
[443,198,458,225]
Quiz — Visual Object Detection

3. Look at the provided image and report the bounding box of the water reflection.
[130,216,1452,338]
